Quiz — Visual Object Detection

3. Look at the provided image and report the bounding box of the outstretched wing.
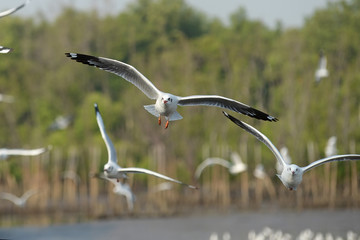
[117,167,197,189]
[94,104,117,164]
[178,95,278,122]
[223,111,286,169]
[302,154,360,172]
[0,0,30,18]
[195,157,231,179]
[66,53,161,99]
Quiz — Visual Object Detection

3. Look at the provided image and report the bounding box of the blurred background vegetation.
[0,0,359,216]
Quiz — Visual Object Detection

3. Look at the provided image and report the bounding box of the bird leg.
[165,120,169,129]
[158,116,161,126]
[117,178,120,183]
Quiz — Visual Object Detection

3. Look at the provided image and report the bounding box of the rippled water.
[0,208,359,240]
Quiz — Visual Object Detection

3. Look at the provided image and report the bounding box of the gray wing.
[0,0,30,18]
[21,189,37,201]
[195,157,231,179]
[94,104,117,164]
[0,192,20,204]
[178,95,278,122]
[117,167,197,189]
[302,154,360,172]
[223,111,287,168]
[66,53,161,99]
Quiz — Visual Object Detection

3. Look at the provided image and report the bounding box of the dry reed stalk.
[349,140,358,207]
[239,142,249,208]
[329,162,338,208]
[254,144,263,207]
[88,146,101,216]
[306,142,320,205]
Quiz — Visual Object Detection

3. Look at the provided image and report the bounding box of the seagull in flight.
[315,51,329,83]
[0,147,48,160]
[0,189,38,208]
[0,46,12,54]
[0,93,14,103]
[195,152,247,179]
[66,53,278,128]
[325,136,337,157]
[95,173,135,210]
[223,111,360,191]
[94,103,197,189]
[0,0,30,18]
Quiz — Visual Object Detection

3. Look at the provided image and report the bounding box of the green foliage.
[0,0,359,182]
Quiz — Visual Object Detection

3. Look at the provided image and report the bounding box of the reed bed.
[0,141,359,226]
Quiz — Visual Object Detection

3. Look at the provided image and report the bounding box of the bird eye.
[168,98,171,101]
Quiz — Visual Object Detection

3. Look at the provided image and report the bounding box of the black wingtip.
[222,111,247,129]
[94,103,99,114]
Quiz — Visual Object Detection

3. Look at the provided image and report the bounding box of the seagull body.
[253,163,267,179]
[0,93,14,103]
[94,103,197,189]
[0,189,37,207]
[48,115,73,131]
[325,136,337,157]
[315,52,329,83]
[195,152,247,179]
[0,46,12,54]
[67,53,278,128]
[0,147,48,160]
[223,111,360,190]
[0,0,30,18]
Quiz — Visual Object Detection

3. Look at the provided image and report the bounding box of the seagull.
[195,152,247,179]
[66,53,278,129]
[315,51,329,83]
[253,163,267,179]
[0,46,12,54]
[0,93,14,103]
[0,0,31,18]
[0,189,38,208]
[94,103,197,189]
[97,174,135,210]
[48,115,73,131]
[325,136,337,157]
[0,147,48,160]
[223,111,360,191]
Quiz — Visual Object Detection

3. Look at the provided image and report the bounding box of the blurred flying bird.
[195,152,247,179]
[223,111,360,191]
[0,46,12,54]
[0,93,14,102]
[94,103,197,189]
[95,173,135,210]
[0,189,38,208]
[0,147,49,160]
[315,51,329,83]
[253,163,267,179]
[0,0,30,18]
[325,136,337,157]
[48,115,73,131]
[61,170,81,185]
[66,53,278,128]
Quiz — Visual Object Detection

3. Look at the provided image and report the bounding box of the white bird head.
[158,93,177,107]
[278,164,304,190]
[103,162,117,177]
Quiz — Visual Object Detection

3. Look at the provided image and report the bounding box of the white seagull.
[94,103,197,189]
[0,46,12,54]
[315,51,329,83]
[99,175,135,210]
[195,152,247,179]
[48,115,73,131]
[223,111,360,191]
[0,93,15,103]
[253,163,267,179]
[0,189,38,208]
[325,136,337,157]
[0,0,30,18]
[0,147,48,160]
[66,53,278,128]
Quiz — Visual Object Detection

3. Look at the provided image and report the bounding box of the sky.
[2,0,332,28]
